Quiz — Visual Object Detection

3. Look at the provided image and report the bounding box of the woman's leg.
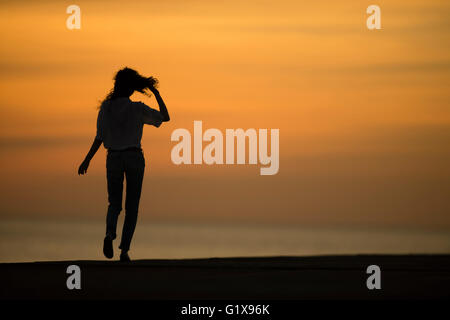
[105,153,124,241]
[119,151,145,252]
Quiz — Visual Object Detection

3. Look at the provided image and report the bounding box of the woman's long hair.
[99,67,158,109]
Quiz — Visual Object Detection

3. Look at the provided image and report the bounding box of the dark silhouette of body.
[78,67,170,262]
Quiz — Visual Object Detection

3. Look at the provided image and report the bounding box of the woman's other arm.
[78,107,104,175]
[78,138,103,175]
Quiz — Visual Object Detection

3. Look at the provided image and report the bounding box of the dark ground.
[1,255,449,300]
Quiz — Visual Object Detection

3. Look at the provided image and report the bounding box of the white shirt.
[96,97,163,150]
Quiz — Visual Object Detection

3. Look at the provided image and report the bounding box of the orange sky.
[0,0,449,228]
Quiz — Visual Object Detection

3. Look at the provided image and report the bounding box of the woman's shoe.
[120,251,131,262]
[103,237,114,259]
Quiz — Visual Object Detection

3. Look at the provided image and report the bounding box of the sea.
[1,217,449,262]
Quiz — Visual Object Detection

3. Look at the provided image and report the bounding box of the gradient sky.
[0,0,449,228]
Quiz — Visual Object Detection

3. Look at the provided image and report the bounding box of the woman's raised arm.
[150,87,170,122]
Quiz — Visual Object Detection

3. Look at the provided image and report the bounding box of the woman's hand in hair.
[147,77,158,91]
[146,77,158,93]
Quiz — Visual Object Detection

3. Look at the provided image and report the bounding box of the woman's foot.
[103,236,114,259]
[120,251,131,262]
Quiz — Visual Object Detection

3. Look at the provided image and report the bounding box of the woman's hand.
[147,77,159,94]
[78,138,102,175]
[78,159,90,175]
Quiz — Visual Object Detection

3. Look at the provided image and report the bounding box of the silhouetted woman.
[78,67,170,262]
